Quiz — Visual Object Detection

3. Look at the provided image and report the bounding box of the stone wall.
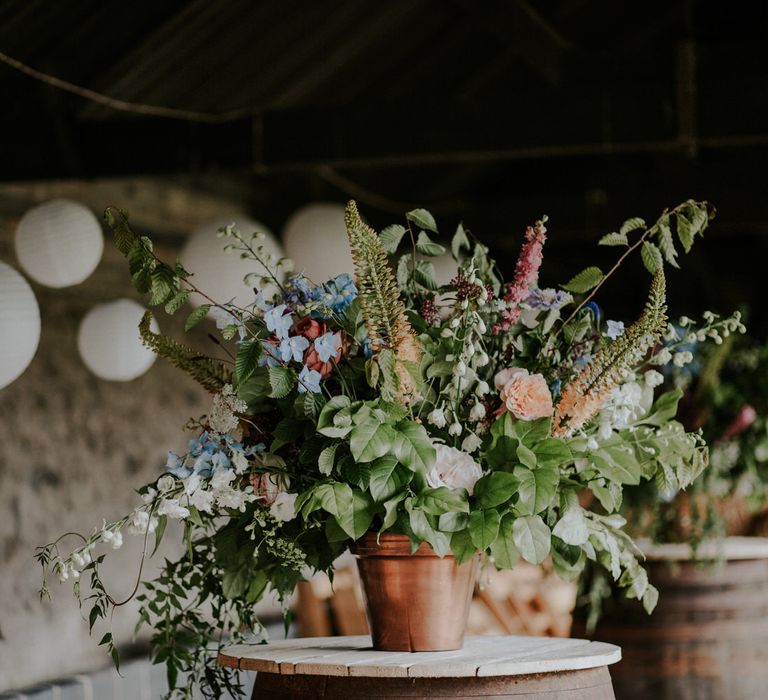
[0,192,235,691]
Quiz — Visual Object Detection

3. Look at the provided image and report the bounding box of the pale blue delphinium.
[321,274,357,315]
[525,288,571,311]
[166,451,191,478]
[314,332,340,363]
[279,335,310,363]
[258,340,281,367]
[264,304,293,339]
[297,365,322,394]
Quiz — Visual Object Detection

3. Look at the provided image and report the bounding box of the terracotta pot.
[352,532,478,651]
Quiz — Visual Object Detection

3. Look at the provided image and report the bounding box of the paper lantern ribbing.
[78,299,158,382]
[15,199,104,288]
[282,203,354,283]
[181,217,284,309]
[0,261,41,390]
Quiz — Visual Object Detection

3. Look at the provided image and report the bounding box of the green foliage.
[138,313,230,393]
[562,266,604,293]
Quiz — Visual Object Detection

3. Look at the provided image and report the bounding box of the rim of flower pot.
[351,531,459,558]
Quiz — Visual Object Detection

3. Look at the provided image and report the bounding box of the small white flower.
[232,451,249,474]
[157,498,190,520]
[454,361,467,377]
[157,475,175,492]
[127,510,157,535]
[652,347,673,365]
[210,469,236,491]
[475,380,490,397]
[469,402,486,421]
[604,320,625,340]
[188,488,215,514]
[270,492,298,522]
[679,316,691,326]
[440,327,453,338]
[427,407,447,429]
[673,350,693,367]
[426,443,483,494]
[475,318,487,334]
[141,487,157,504]
[644,369,664,388]
[450,317,461,329]
[216,487,255,512]
[448,422,463,437]
[461,432,483,454]
[474,351,489,367]
[101,528,123,550]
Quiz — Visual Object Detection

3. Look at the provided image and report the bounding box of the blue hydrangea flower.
[297,365,322,394]
[264,304,293,339]
[314,332,340,363]
[284,275,322,306]
[210,451,231,473]
[320,274,357,315]
[279,335,310,362]
[605,320,625,340]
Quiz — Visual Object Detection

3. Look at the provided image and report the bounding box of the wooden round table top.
[218,634,621,678]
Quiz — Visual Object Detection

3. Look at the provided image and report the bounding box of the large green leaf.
[318,444,339,476]
[368,457,410,502]
[409,509,450,556]
[552,502,589,546]
[350,420,397,463]
[268,366,297,399]
[468,509,501,550]
[512,515,551,564]
[416,487,469,515]
[315,482,353,517]
[562,267,603,294]
[415,231,446,257]
[533,439,572,469]
[489,515,519,570]
[335,491,374,539]
[379,224,406,254]
[317,395,353,437]
[393,421,436,473]
[450,529,476,564]
[473,472,518,509]
[235,339,261,383]
[513,465,558,515]
[406,208,438,233]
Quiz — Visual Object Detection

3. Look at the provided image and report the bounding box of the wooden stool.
[219,635,621,698]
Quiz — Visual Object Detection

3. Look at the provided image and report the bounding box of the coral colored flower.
[724,404,758,438]
[497,368,554,421]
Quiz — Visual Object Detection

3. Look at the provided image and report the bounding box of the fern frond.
[553,270,667,436]
[138,313,231,393]
[344,201,421,402]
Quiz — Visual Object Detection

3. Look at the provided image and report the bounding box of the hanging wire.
[0,51,255,124]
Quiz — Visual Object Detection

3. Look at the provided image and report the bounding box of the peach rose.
[295,316,323,340]
[496,367,554,421]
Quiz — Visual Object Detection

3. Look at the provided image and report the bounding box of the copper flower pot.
[352,532,478,652]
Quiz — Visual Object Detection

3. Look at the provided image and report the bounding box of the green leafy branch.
[559,199,714,329]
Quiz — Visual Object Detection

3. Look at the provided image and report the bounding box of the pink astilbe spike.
[493,219,547,334]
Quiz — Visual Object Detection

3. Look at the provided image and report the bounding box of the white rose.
[157,475,175,492]
[270,492,298,522]
[426,444,483,495]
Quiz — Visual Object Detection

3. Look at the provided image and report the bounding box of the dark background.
[2,0,767,329]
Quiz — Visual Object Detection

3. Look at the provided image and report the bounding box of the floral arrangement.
[38,199,713,698]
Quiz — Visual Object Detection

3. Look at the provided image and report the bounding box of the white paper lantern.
[282,203,354,282]
[15,199,104,288]
[0,261,41,390]
[78,299,158,381]
[181,217,284,309]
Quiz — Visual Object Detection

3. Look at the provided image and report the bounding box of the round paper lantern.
[78,299,158,381]
[181,217,284,308]
[0,261,41,390]
[15,199,103,288]
[282,203,354,283]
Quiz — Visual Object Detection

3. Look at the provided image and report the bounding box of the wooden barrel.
[581,537,768,700]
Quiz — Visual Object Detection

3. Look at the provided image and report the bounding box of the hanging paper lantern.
[15,199,104,288]
[282,203,354,283]
[181,217,284,309]
[0,261,41,390]
[78,299,158,381]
